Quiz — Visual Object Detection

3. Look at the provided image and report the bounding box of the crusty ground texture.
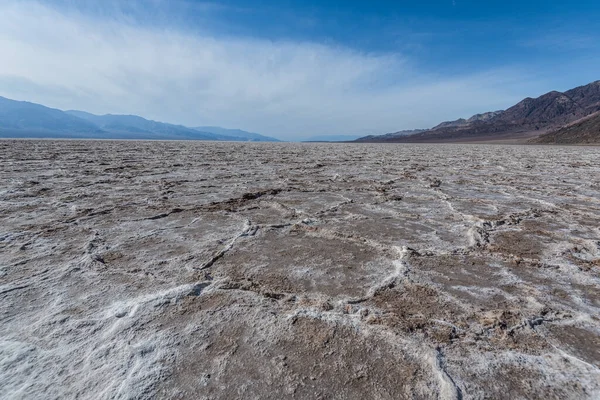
[1,140,599,399]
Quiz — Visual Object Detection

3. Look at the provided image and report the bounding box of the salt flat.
[1,140,599,399]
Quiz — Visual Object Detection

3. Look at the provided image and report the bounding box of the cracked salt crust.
[1,140,599,399]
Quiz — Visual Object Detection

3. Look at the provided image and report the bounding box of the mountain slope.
[493,90,589,128]
[355,129,426,142]
[357,80,600,143]
[193,126,280,142]
[564,80,600,114]
[0,97,102,136]
[431,111,503,130]
[530,111,600,144]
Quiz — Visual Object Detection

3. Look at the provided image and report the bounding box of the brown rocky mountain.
[354,129,427,142]
[357,80,600,143]
[432,110,503,130]
[531,111,600,144]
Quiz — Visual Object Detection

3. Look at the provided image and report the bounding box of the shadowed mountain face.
[531,111,600,144]
[358,80,600,143]
[0,97,280,141]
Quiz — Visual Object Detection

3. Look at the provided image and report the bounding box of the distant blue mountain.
[0,96,102,136]
[193,126,281,142]
[65,110,220,140]
[0,96,281,141]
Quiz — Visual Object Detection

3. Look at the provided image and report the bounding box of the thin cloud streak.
[0,1,540,139]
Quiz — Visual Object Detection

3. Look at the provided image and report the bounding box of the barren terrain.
[1,140,600,399]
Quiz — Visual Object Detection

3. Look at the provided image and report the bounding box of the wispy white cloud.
[0,1,545,139]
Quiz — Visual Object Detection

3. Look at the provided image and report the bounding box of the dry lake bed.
[1,140,600,399]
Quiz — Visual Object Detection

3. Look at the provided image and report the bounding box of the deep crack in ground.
[1,140,599,399]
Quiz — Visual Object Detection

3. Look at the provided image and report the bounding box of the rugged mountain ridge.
[354,129,427,142]
[432,110,504,130]
[358,80,600,143]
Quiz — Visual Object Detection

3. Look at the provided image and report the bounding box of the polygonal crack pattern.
[1,140,599,399]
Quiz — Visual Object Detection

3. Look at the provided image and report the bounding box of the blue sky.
[1,0,599,140]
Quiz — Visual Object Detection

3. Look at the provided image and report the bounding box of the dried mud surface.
[1,140,600,399]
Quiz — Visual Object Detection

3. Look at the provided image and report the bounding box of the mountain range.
[354,129,427,142]
[358,80,600,144]
[0,96,280,142]
[2,81,599,145]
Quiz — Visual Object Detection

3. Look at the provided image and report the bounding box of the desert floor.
[1,140,599,399]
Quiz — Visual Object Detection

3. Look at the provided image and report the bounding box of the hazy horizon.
[1,0,599,140]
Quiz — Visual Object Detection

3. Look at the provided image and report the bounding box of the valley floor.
[1,140,599,399]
